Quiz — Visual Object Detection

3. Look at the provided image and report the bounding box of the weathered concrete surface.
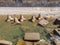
[0,7,60,17]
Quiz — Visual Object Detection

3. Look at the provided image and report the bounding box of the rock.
[31,16,36,22]
[14,18,20,24]
[6,15,14,22]
[19,15,26,22]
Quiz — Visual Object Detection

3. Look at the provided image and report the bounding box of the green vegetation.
[0,15,57,45]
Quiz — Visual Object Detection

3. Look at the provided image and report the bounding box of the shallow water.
[0,0,60,7]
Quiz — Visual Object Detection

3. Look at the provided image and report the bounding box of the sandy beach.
[0,7,60,17]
